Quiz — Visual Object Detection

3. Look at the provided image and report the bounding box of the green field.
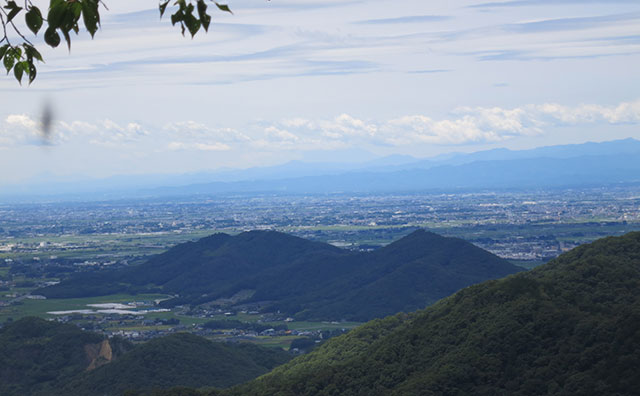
[285,321,360,332]
[0,293,170,323]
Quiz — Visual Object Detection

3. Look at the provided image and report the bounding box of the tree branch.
[0,13,10,45]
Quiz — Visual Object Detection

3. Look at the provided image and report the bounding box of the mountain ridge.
[39,230,523,321]
[3,138,639,201]
[220,231,640,395]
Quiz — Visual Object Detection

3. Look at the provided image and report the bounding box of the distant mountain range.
[3,138,640,201]
[219,231,640,396]
[39,230,523,321]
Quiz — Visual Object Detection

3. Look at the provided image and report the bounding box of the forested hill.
[219,231,640,396]
[60,332,291,395]
[39,230,522,321]
[0,317,131,396]
[0,317,290,396]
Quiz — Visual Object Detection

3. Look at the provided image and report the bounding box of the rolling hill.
[218,231,640,395]
[39,230,523,321]
[0,317,131,396]
[60,332,291,395]
[0,317,290,396]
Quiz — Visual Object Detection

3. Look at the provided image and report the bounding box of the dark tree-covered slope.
[221,232,640,396]
[0,317,131,396]
[39,230,522,321]
[62,333,291,395]
[0,317,290,396]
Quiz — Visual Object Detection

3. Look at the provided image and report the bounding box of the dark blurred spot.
[41,100,53,143]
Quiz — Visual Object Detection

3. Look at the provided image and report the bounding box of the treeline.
[202,320,287,333]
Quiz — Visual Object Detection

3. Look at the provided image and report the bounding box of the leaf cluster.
[0,0,232,84]
[160,0,231,38]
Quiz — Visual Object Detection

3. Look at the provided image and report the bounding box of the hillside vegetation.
[40,230,522,321]
[62,333,291,395]
[0,317,131,396]
[0,318,290,396]
[216,232,640,395]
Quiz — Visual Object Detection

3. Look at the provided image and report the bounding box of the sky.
[0,0,639,184]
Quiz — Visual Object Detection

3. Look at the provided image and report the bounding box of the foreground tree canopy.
[0,0,232,84]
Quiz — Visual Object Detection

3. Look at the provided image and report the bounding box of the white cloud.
[194,142,231,151]
[6,114,39,130]
[261,99,640,148]
[265,126,299,142]
[167,141,231,151]
[1,99,638,153]
[533,101,640,124]
[0,114,45,146]
[164,121,250,142]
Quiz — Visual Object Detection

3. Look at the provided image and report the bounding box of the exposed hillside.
[62,333,291,395]
[40,230,522,321]
[0,317,131,396]
[220,232,640,395]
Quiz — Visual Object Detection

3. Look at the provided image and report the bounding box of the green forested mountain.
[39,230,522,321]
[0,317,131,396]
[0,318,290,396]
[216,232,640,395]
[62,333,291,395]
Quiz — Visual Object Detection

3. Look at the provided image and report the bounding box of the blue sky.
[0,0,639,183]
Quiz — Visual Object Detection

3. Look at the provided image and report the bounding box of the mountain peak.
[234,231,640,395]
[40,230,522,321]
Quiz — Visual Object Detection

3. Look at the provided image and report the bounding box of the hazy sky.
[1,0,639,183]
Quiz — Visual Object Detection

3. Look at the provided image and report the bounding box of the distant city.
[2,186,639,265]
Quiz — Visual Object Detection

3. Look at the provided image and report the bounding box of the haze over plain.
[0,0,639,184]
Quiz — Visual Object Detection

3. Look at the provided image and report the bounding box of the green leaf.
[214,2,232,14]
[71,1,82,19]
[28,61,37,84]
[0,44,9,61]
[62,28,72,51]
[5,0,22,23]
[23,44,44,62]
[44,27,61,48]
[171,11,183,25]
[13,61,24,84]
[185,16,201,37]
[3,50,15,74]
[47,0,67,28]
[25,6,44,35]
[61,4,77,32]
[159,0,170,18]
[197,0,210,32]
[82,1,99,37]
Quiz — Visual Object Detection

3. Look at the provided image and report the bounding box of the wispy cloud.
[502,12,640,34]
[469,48,640,61]
[355,15,452,25]
[470,0,639,9]
[407,69,451,74]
